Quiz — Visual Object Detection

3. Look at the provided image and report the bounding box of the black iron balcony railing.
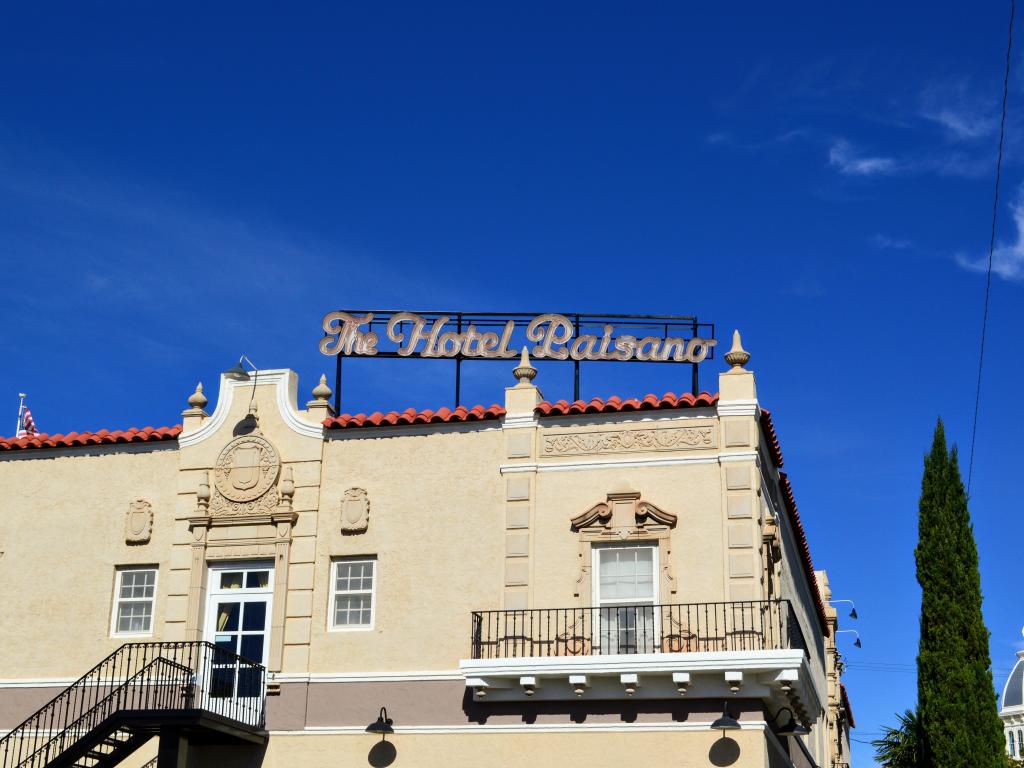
[0,641,265,768]
[470,600,807,660]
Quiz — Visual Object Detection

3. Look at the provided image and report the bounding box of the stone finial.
[312,374,332,402]
[197,471,211,513]
[513,347,538,386]
[723,329,750,370]
[181,381,209,431]
[306,373,336,418]
[280,467,295,504]
[187,382,208,410]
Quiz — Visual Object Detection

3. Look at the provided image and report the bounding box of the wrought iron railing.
[0,641,265,768]
[470,600,807,659]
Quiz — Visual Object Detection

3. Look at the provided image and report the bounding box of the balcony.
[459,600,820,720]
[470,600,806,659]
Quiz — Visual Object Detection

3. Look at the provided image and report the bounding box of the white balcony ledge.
[460,649,820,719]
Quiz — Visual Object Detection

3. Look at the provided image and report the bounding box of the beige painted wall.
[0,446,178,677]
[313,425,506,671]
[189,729,773,768]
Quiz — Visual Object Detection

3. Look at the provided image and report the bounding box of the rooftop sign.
[318,310,716,408]
[320,311,716,363]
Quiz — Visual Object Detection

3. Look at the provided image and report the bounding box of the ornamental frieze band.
[542,425,716,456]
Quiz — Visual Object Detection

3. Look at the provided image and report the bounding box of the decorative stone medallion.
[211,434,280,517]
[340,488,369,533]
[125,499,153,544]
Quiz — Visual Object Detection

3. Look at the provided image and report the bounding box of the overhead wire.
[968,0,1015,493]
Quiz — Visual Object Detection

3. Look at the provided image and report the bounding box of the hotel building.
[0,331,854,767]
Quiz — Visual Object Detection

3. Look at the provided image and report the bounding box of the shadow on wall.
[185,741,269,768]
[461,689,759,726]
[368,740,397,767]
[709,736,740,766]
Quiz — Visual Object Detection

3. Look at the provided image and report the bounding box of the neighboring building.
[0,333,854,767]
[1001,632,1024,759]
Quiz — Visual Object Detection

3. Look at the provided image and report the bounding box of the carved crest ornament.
[211,431,281,517]
[125,499,153,544]
[340,488,370,533]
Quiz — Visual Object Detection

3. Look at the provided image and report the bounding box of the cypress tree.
[915,419,1004,767]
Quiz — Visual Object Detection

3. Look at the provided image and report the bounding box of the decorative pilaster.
[502,349,542,609]
[269,468,297,680]
[718,330,761,602]
[186,472,212,641]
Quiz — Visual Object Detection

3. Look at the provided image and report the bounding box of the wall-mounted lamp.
[710,701,741,733]
[365,707,394,740]
[224,356,260,407]
[770,707,810,738]
[829,599,858,620]
[837,629,862,648]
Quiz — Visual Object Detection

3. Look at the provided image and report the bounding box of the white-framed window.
[111,566,158,636]
[592,544,658,654]
[330,558,376,630]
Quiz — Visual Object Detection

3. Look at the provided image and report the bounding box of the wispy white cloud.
[870,234,911,250]
[705,128,809,151]
[957,188,1024,281]
[828,140,897,176]
[920,79,997,141]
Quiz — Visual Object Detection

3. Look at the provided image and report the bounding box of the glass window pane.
[216,602,240,632]
[246,571,270,589]
[597,547,654,602]
[336,561,373,593]
[240,634,264,663]
[242,601,267,631]
[116,601,152,633]
[220,572,244,589]
[335,594,370,627]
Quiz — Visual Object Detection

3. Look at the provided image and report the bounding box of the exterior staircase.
[0,642,267,768]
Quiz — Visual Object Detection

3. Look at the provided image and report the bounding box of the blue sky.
[2,3,1022,762]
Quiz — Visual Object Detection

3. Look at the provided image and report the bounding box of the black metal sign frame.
[322,310,715,412]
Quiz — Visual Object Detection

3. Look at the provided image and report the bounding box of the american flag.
[16,402,38,438]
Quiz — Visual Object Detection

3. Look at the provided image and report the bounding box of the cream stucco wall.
[312,424,506,671]
[0,445,178,677]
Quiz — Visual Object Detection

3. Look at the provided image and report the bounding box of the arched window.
[1011,730,1016,756]
[1017,729,1023,755]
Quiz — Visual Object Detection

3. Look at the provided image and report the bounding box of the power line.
[968,0,1015,494]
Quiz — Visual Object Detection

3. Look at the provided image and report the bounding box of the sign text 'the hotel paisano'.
[320,312,717,364]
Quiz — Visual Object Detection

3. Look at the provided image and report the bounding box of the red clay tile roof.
[536,391,718,416]
[0,426,182,452]
[840,683,855,728]
[324,404,506,429]
[759,408,784,467]
[779,471,829,637]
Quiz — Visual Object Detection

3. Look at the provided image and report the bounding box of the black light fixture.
[710,701,741,733]
[223,361,250,382]
[772,707,810,737]
[366,707,394,738]
[224,355,260,383]
[829,599,858,621]
[837,629,862,648]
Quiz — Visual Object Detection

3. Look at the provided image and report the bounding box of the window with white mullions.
[593,545,657,654]
[204,562,273,701]
[331,558,376,630]
[112,567,158,636]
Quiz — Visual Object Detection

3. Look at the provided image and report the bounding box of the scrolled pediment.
[570,490,677,532]
[570,502,612,530]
